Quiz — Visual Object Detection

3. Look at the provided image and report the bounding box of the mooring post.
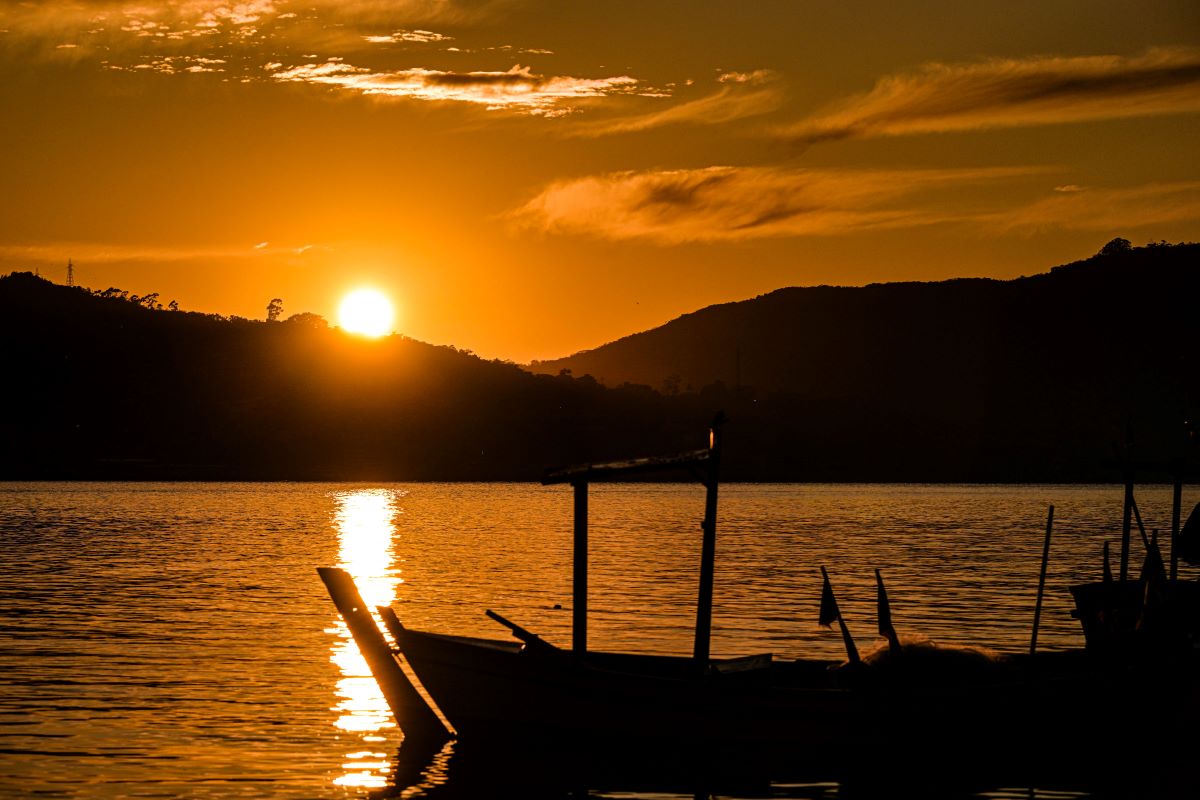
[573,480,588,654]
[693,418,724,666]
[317,568,450,744]
[1030,505,1055,657]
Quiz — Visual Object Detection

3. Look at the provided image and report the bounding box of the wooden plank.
[317,567,451,744]
[542,448,709,485]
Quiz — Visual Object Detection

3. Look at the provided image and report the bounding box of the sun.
[338,289,395,338]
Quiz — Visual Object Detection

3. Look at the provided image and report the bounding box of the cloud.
[0,1,282,55]
[512,165,1039,243]
[314,0,517,25]
[1,2,635,116]
[717,69,774,84]
[0,240,272,264]
[985,182,1200,233]
[363,29,453,44]
[106,55,227,74]
[574,71,782,136]
[0,1,516,62]
[781,48,1200,143]
[0,239,334,268]
[267,61,641,115]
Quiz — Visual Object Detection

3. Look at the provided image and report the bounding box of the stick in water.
[1030,505,1055,657]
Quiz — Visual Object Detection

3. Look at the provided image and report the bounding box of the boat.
[317,417,1200,767]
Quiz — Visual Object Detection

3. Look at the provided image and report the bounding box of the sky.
[1,0,1198,362]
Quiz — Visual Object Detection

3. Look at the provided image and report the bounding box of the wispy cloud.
[0,1,280,41]
[107,55,227,74]
[984,182,1200,233]
[363,29,452,44]
[0,0,496,33]
[512,165,1039,243]
[0,238,328,266]
[267,61,641,115]
[781,48,1200,143]
[0,241,252,266]
[2,1,630,115]
[574,70,782,136]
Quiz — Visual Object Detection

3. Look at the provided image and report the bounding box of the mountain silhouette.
[529,242,1198,480]
[0,273,704,480]
[2,241,1196,481]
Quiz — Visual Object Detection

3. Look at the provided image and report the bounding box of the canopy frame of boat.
[319,413,736,745]
[541,410,726,663]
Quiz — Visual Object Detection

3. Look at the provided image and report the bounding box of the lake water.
[1,482,1194,798]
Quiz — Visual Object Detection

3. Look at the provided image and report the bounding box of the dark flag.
[876,569,901,655]
[818,566,841,628]
[818,566,860,664]
[1137,532,1168,634]
[1177,502,1200,565]
[1139,531,1166,584]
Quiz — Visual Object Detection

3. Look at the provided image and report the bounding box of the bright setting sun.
[338,288,395,337]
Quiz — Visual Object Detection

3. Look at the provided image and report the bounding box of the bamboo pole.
[1030,505,1055,657]
[1171,466,1183,582]
[1120,475,1133,582]
[693,417,724,665]
[573,481,588,654]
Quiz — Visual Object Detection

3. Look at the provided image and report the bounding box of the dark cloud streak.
[782,48,1200,143]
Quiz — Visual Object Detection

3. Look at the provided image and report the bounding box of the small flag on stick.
[818,566,841,628]
[819,566,860,664]
[1139,531,1166,584]
[876,569,902,655]
[1137,531,1168,633]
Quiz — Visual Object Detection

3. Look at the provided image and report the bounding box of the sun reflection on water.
[329,488,405,789]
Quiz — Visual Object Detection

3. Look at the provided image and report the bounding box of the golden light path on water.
[329,488,405,790]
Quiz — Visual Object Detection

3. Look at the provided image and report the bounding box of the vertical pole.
[1170,464,1183,582]
[1030,505,1055,657]
[1119,475,1133,582]
[693,421,723,665]
[573,481,588,654]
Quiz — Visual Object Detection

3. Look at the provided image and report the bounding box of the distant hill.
[0,274,705,480]
[529,242,1200,480]
[2,241,1196,482]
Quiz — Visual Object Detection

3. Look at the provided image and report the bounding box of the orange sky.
[1,1,1198,362]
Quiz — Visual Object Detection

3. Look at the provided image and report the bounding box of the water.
[0,482,1193,798]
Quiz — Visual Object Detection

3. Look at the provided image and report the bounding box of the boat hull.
[394,626,1194,754]
[397,628,862,746]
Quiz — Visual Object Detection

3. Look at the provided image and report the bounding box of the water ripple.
[1,481,1192,798]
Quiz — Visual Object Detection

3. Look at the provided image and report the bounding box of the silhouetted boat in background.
[317,418,1200,783]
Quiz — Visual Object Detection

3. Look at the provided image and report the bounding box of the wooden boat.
[317,419,1200,762]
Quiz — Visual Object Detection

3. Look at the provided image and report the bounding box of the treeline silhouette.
[1,240,1196,481]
